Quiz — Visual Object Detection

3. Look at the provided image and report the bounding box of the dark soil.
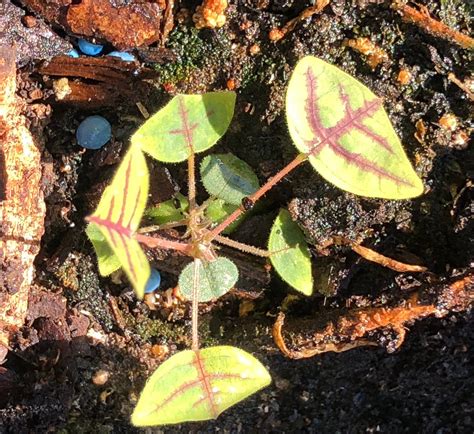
[1,0,473,432]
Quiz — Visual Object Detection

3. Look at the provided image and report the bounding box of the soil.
[0,0,473,432]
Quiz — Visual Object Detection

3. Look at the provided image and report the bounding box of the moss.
[154,25,231,84]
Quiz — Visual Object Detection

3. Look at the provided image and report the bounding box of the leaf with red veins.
[131,346,271,426]
[286,56,423,199]
[87,147,150,298]
[131,92,236,163]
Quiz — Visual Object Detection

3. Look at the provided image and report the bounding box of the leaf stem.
[207,153,308,240]
[135,233,191,254]
[214,235,272,257]
[191,258,201,351]
[188,152,197,211]
[137,220,188,234]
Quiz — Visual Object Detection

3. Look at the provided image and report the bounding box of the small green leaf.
[179,258,239,302]
[145,193,189,225]
[132,92,236,163]
[85,223,121,276]
[268,209,313,296]
[200,153,260,205]
[205,199,243,234]
[86,148,150,299]
[286,56,423,199]
[132,346,271,426]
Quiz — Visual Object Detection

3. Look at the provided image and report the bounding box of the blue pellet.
[68,49,80,58]
[107,51,136,62]
[78,39,104,56]
[145,269,162,294]
[76,116,112,150]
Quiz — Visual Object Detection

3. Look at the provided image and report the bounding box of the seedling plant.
[86,56,423,426]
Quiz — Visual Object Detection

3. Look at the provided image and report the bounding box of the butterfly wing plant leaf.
[145,193,189,225]
[200,153,260,205]
[179,257,239,302]
[269,209,313,296]
[286,56,423,199]
[85,223,121,276]
[86,148,150,299]
[132,92,236,163]
[132,346,271,426]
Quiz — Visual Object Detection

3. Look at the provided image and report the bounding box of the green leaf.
[145,193,189,225]
[200,153,260,205]
[205,199,243,234]
[86,148,150,299]
[132,346,271,426]
[268,209,313,296]
[85,223,121,276]
[131,92,236,163]
[286,56,423,199]
[179,258,239,302]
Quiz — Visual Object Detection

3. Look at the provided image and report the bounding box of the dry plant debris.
[0,46,46,356]
[273,272,474,359]
[193,0,228,29]
[21,0,172,49]
[269,0,330,42]
[391,1,474,50]
[344,37,389,70]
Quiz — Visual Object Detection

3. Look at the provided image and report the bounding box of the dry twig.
[273,272,473,359]
[391,1,474,50]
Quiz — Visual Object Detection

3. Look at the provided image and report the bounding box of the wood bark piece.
[0,45,46,354]
[20,0,172,49]
[273,272,473,359]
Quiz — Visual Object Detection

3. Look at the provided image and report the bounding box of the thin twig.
[391,1,474,50]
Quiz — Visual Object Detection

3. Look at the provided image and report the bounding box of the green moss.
[154,26,230,84]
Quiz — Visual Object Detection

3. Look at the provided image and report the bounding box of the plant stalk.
[191,258,201,351]
[135,233,191,253]
[207,153,307,240]
[188,152,197,211]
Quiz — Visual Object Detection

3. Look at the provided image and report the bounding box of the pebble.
[145,268,161,294]
[92,369,110,386]
[76,115,112,150]
[78,39,104,56]
[107,51,136,62]
[68,49,80,58]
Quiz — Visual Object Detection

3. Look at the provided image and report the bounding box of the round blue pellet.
[78,39,104,56]
[68,49,80,58]
[76,116,112,150]
[107,51,136,62]
[145,269,162,294]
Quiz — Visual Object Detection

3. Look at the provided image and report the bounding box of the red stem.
[135,233,191,254]
[207,153,307,240]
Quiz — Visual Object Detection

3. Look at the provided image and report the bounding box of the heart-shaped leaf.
[269,209,313,296]
[179,258,239,302]
[200,153,260,205]
[85,223,121,276]
[132,346,271,426]
[286,56,423,199]
[86,148,150,298]
[131,92,236,163]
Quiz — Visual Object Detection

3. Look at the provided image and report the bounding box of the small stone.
[145,268,162,294]
[68,49,80,58]
[107,51,136,62]
[76,115,112,150]
[78,39,104,56]
[92,369,110,386]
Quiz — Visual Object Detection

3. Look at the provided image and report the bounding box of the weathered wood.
[0,45,46,354]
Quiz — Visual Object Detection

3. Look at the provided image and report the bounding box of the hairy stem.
[188,152,196,211]
[214,235,272,257]
[135,233,191,253]
[207,153,307,240]
[191,258,201,351]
